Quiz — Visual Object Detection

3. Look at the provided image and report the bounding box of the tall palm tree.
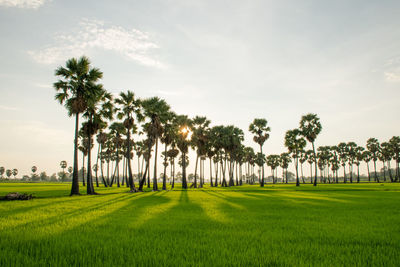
[305,150,314,183]
[279,152,291,183]
[6,169,12,179]
[82,89,113,194]
[362,150,372,182]
[346,142,357,183]
[54,56,103,196]
[266,154,280,184]
[109,122,126,187]
[354,146,364,183]
[190,116,211,188]
[389,136,400,181]
[115,91,142,192]
[249,118,271,187]
[160,114,178,190]
[337,143,348,183]
[380,142,394,182]
[141,97,171,191]
[284,129,306,186]
[299,113,322,186]
[366,138,380,182]
[175,115,192,189]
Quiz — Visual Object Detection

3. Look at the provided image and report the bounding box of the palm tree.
[60,160,67,181]
[299,113,322,186]
[305,150,315,183]
[330,146,340,183]
[362,150,372,182]
[6,169,12,179]
[115,91,142,192]
[389,136,400,181]
[346,142,357,183]
[167,147,179,189]
[141,97,171,191]
[266,154,280,184]
[31,166,37,175]
[190,116,211,188]
[160,115,178,190]
[109,122,126,187]
[366,138,380,182]
[337,143,348,183]
[354,146,364,183]
[284,129,306,186]
[249,118,271,187]
[174,115,192,189]
[380,142,394,182]
[12,169,18,179]
[279,152,291,183]
[54,56,103,196]
[0,167,5,178]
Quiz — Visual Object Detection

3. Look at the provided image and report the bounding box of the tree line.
[52,56,400,195]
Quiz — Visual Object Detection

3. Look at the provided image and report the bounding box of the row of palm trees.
[54,56,400,196]
[0,167,18,179]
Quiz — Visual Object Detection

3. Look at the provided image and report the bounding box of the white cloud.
[0,105,18,111]
[28,19,165,68]
[384,70,400,82]
[0,0,48,9]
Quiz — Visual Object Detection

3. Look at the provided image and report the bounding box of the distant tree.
[279,152,291,183]
[6,169,12,178]
[60,160,67,181]
[284,129,306,186]
[389,136,400,181]
[266,154,280,183]
[366,138,380,182]
[299,113,322,186]
[0,167,4,178]
[249,118,271,187]
[362,150,372,182]
[40,171,49,181]
[12,168,18,179]
[337,143,348,183]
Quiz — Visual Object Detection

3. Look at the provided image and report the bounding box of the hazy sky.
[0,0,399,177]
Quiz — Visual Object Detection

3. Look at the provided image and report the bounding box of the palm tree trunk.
[95,144,100,187]
[162,143,168,190]
[367,162,370,182]
[153,138,158,191]
[82,153,86,186]
[343,165,347,183]
[209,157,213,187]
[309,164,313,184]
[70,113,80,195]
[301,163,305,183]
[260,144,264,187]
[357,165,360,183]
[86,130,95,195]
[127,131,135,192]
[193,154,199,188]
[374,160,379,182]
[312,142,317,186]
[182,152,187,189]
[295,156,299,186]
[388,161,393,182]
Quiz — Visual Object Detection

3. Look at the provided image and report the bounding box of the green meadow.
[0,183,399,266]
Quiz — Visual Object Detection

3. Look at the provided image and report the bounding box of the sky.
[0,0,399,177]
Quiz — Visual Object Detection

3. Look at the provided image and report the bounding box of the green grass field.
[0,183,399,266]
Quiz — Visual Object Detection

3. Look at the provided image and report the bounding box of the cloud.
[384,71,400,82]
[28,19,165,68]
[0,0,49,9]
[0,105,19,111]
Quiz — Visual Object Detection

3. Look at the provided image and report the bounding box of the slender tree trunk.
[153,138,158,191]
[295,156,299,186]
[82,153,86,186]
[374,160,379,182]
[367,162,370,182]
[309,164,313,184]
[388,161,393,182]
[209,157,213,187]
[182,152,187,189]
[312,142,317,186]
[260,144,264,187]
[70,113,80,195]
[172,159,175,189]
[343,165,347,183]
[301,163,305,184]
[122,156,126,186]
[127,131,135,192]
[382,161,386,182]
[162,143,168,190]
[95,144,100,187]
[86,131,95,195]
[357,164,360,183]
[193,154,199,188]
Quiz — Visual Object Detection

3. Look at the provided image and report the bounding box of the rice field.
[0,183,399,266]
